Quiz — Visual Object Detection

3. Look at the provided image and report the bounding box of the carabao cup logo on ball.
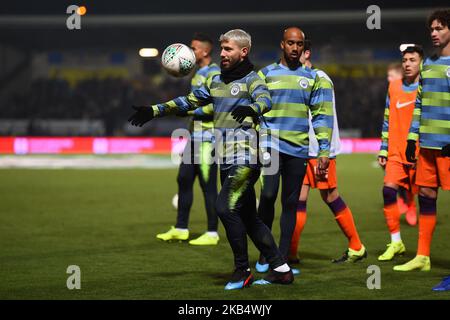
[161,43,196,77]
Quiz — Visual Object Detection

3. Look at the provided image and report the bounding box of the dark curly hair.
[192,33,213,46]
[428,9,450,28]
[402,45,424,59]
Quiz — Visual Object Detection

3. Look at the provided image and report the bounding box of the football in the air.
[161,43,196,77]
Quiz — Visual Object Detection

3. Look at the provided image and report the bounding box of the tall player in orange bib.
[385,62,416,221]
[394,9,450,274]
[377,45,423,261]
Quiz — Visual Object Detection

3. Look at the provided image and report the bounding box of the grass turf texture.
[1,154,449,299]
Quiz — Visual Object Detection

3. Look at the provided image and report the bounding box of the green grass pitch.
[1,154,449,299]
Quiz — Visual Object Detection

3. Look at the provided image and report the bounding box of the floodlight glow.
[77,6,87,16]
[139,48,159,57]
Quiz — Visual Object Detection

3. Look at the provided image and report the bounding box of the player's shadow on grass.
[188,232,203,240]
[390,252,450,269]
[424,256,450,269]
[149,270,244,286]
[284,251,335,268]
[207,271,237,285]
[194,271,272,287]
[151,271,199,277]
[242,251,335,272]
[297,251,333,261]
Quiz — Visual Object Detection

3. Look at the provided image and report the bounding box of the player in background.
[129,29,294,289]
[156,33,221,246]
[394,9,450,274]
[288,38,366,264]
[387,63,403,83]
[377,45,422,261]
[255,27,332,273]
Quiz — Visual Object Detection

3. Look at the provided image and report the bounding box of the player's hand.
[231,105,257,123]
[314,166,328,181]
[128,106,154,126]
[317,156,330,177]
[378,156,387,169]
[442,144,450,157]
[405,140,417,163]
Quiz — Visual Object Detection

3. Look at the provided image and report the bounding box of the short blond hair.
[219,29,252,49]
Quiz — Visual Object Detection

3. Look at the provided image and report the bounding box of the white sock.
[391,232,401,242]
[274,263,290,272]
[207,231,218,237]
[176,228,188,232]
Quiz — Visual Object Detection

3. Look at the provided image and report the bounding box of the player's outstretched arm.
[128,83,213,127]
[378,91,390,167]
[310,73,333,160]
[128,106,155,127]
[187,104,213,121]
[310,74,333,175]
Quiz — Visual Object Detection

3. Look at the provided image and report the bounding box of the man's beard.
[284,53,301,69]
[220,59,235,70]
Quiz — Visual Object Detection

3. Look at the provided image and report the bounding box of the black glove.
[405,140,417,163]
[231,105,258,123]
[442,144,450,157]
[194,113,214,122]
[128,106,154,127]
[175,109,189,117]
[378,155,387,168]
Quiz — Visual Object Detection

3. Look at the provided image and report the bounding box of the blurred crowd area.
[0,72,387,138]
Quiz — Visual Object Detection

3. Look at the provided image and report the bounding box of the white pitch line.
[0,155,178,169]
